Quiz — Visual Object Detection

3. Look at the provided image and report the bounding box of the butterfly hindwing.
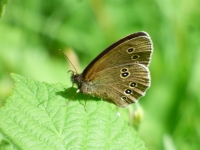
[82,64,150,107]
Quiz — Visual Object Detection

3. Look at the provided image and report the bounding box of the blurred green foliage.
[0,0,200,150]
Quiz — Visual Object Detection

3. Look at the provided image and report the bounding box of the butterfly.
[70,31,153,108]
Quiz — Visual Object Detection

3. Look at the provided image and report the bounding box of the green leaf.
[0,0,11,19]
[0,74,147,150]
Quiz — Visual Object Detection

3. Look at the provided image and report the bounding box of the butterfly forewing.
[83,32,152,80]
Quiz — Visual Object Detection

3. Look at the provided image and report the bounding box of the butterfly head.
[70,70,83,89]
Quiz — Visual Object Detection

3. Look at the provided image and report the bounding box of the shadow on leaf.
[56,87,101,103]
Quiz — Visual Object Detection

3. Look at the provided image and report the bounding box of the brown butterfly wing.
[80,32,153,107]
[82,32,152,79]
[83,64,150,107]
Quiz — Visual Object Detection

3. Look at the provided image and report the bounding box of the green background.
[0,0,200,149]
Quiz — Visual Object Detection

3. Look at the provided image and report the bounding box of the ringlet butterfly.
[69,31,153,108]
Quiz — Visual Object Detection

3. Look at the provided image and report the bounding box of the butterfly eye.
[129,82,137,88]
[125,89,132,94]
[126,47,135,54]
[133,61,139,64]
[132,55,139,60]
[124,89,132,95]
[121,68,128,72]
[120,72,130,78]
[121,96,127,101]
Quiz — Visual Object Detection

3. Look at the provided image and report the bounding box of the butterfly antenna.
[59,49,78,73]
